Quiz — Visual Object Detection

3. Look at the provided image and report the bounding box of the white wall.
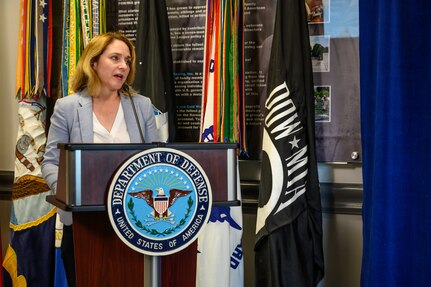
[0,0,20,171]
[0,0,19,260]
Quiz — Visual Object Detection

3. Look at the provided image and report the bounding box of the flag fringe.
[9,207,57,232]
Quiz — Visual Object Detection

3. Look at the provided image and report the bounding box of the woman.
[42,32,159,286]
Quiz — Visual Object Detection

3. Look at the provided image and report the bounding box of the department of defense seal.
[107,148,212,256]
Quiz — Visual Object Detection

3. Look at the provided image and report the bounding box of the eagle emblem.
[129,188,191,220]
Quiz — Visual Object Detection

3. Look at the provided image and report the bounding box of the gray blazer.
[42,90,159,192]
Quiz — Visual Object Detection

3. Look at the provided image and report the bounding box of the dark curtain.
[360,1,431,286]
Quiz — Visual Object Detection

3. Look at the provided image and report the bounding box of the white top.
[93,102,131,143]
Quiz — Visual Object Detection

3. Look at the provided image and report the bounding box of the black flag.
[134,0,176,141]
[254,0,324,286]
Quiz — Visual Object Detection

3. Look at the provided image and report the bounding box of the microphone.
[122,84,131,96]
[126,84,145,143]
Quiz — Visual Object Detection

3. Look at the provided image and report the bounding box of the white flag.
[196,205,244,287]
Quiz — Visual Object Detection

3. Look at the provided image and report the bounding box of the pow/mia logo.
[107,148,212,256]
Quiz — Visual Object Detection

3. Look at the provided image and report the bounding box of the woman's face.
[93,39,132,94]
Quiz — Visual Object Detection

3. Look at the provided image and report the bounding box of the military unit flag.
[197,0,246,286]
[134,0,177,142]
[61,0,106,98]
[196,206,244,287]
[200,0,246,155]
[2,0,107,286]
[2,0,57,286]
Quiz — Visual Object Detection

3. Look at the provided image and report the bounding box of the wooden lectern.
[47,143,239,287]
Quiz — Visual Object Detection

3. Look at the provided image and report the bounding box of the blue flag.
[2,100,57,287]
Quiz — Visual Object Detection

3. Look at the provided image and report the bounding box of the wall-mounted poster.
[240,0,361,162]
[310,0,361,162]
[165,0,206,141]
[242,0,277,158]
[106,0,140,41]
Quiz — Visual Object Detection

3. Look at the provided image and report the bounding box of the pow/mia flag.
[254,0,324,286]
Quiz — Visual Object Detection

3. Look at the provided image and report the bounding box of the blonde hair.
[70,32,136,97]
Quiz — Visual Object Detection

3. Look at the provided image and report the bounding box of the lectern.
[47,143,239,287]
